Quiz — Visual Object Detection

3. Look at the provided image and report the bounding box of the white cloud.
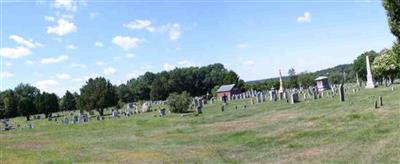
[112,36,142,51]
[126,53,135,58]
[0,71,14,78]
[89,12,99,20]
[0,46,31,59]
[54,0,77,12]
[104,67,117,76]
[44,16,55,22]
[237,43,249,49]
[35,79,59,92]
[125,71,142,79]
[40,55,69,64]
[66,44,77,49]
[25,60,35,65]
[96,61,107,66]
[123,19,155,32]
[47,19,77,36]
[243,60,255,66]
[9,35,43,49]
[297,12,311,23]
[56,73,71,80]
[163,63,175,71]
[94,41,104,47]
[168,24,182,41]
[71,63,86,68]
[124,21,183,41]
[177,60,195,67]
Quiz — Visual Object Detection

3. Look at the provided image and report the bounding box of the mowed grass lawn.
[1,86,400,163]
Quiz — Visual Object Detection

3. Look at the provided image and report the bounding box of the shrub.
[167,92,191,113]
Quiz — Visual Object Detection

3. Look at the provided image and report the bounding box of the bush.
[167,92,191,113]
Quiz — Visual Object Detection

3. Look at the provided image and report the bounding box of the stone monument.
[365,55,376,89]
[278,69,284,100]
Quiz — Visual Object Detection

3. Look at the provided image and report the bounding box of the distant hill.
[246,63,354,84]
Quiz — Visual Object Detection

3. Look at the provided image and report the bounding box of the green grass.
[1,85,400,163]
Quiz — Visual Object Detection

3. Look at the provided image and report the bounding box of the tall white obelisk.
[365,55,375,89]
[278,69,284,93]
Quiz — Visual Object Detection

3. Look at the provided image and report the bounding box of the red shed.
[216,84,236,100]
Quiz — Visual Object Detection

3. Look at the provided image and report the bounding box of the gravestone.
[63,117,69,125]
[27,123,34,129]
[339,84,345,102]
[290,92,299,104]
[194,97,203,114]
[256,93,261,103]
[159,108,166,117]
[142,103,150,112]
[1,120,14,131]
[73,115,79,123]
[269,89,277,101]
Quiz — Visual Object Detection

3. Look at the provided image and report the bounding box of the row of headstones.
[0,119,35,131]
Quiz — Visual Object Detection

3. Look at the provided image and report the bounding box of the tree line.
[245,47,400,91]
[0,63,243,119]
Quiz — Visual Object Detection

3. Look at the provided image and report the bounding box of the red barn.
[216,84,237,100]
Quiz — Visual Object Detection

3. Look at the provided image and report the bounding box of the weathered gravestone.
[194,97,203,114]
[142,103,150,112]
[159,108,166,117]
[63,117,69,125]
[339,84,345,102]
[290,92,299,104]
[269,89,277,101]
[1,120,14,131]
[73,115,79,123]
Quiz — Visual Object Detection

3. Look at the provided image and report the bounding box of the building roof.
[315,76,328,81]
[216,84,235,92]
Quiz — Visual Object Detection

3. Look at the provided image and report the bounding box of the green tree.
[14,84,40,118]
[352,51,379,81]
[167,92,191,113]
[79,77,118,116]
[0,90,18,119]
[116,84,135,103]
[35,92,59,117]
[60,90,77,111]
[328,72,343,84]
[373,48,400,83]
[211,85,220,97]
[298,72,316,88]
[287,68,299,89]
[18,97,35,121]
[383,0,400,41]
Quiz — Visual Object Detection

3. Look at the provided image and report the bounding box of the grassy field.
[1,86,400,163]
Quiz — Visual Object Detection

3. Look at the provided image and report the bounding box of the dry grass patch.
[7,140,49,150]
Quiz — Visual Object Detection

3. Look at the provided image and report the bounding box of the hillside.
[1,85,399,163]
[246,64,354,84]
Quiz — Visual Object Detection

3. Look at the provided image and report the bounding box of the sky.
[0,0,396,96]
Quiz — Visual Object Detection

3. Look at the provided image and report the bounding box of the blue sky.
[0,0,396,95]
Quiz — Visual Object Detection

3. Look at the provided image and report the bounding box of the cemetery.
[1,0,400,163]
[0,80,399,163]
